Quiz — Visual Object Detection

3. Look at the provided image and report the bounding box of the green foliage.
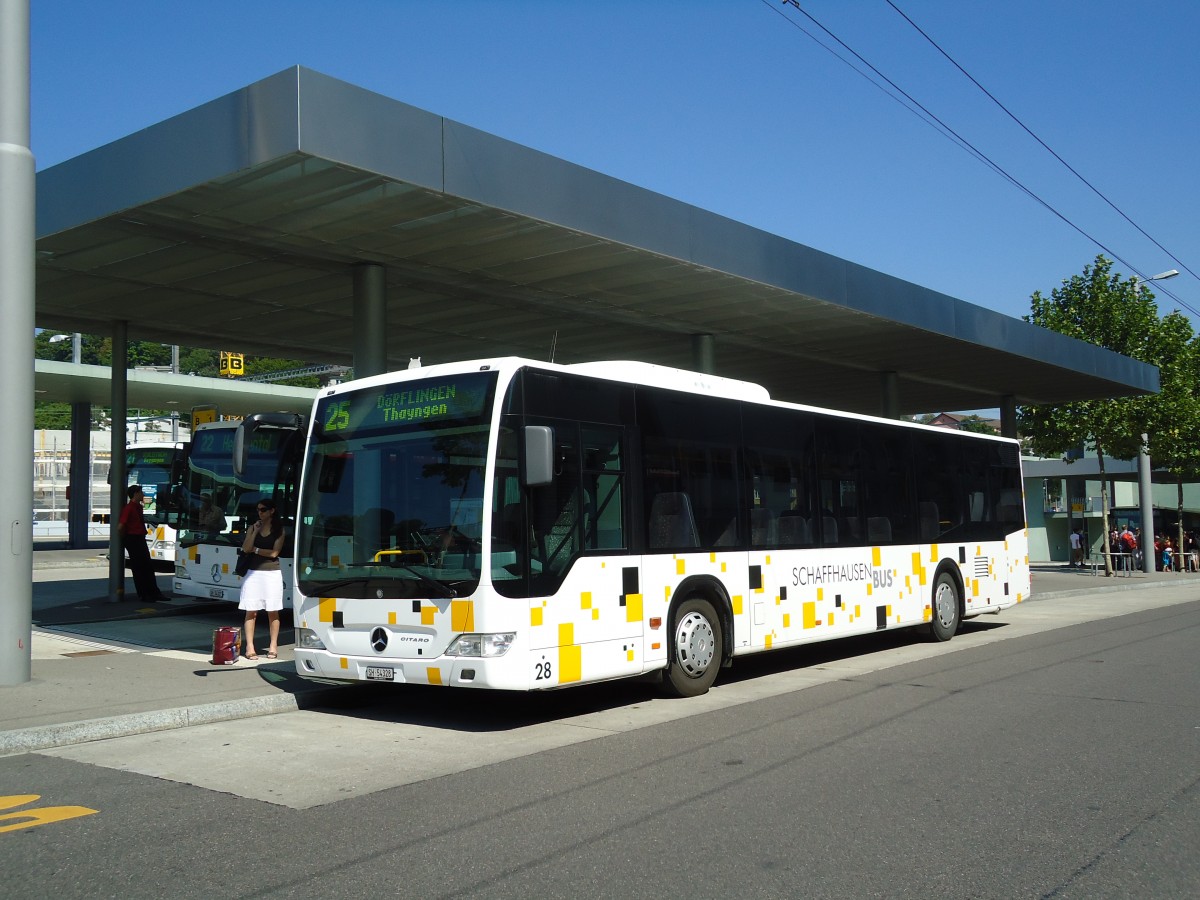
[1017,255,1178,462]
[241,356,322,388]
[957,415,998,435]
[1016,255,1200,575]
[34,402,73,430]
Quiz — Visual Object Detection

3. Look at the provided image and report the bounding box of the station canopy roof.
[33,67,1158,417]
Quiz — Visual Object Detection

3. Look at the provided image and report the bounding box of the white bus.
[124,441,188,569]
[172,415,304,604]
[286,358,1029,696]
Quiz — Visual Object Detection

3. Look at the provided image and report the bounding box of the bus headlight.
[174,564,189,579]
[295,628,327,651]
[445,633,515,658]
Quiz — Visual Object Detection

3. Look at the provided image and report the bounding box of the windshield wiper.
[395,564,457,598]
[311,565,456,599]
[306,576,384,595]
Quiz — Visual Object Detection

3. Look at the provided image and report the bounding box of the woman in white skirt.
[239,498,286,660]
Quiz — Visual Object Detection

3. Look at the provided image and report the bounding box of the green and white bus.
[284,358,1028,696]
[123,441,188,569]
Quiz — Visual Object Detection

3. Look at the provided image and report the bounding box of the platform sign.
[191,405,218,431]
[219,352,244,378]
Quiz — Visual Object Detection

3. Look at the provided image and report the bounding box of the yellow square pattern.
[451,600,475,631]
[625,593,643,622]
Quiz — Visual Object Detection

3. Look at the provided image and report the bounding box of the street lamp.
[48,332,81,364]
[1132,268,1180,574]
[1132,269,1180,293]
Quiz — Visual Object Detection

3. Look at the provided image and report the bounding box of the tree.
[1138,313,1200,561]
[1017,256,1170,575]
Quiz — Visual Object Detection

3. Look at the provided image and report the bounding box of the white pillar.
[0,0,34,684]
[1138,434,1154,574]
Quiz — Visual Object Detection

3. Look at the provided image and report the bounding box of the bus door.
[496,421,637,683]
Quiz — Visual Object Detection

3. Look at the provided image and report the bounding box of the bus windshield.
[181,426,296,546]
[125,445,181,526]
[296,371,498,600]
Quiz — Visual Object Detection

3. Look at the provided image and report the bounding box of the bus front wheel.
[665,597,723,697]
[928,571,961,642]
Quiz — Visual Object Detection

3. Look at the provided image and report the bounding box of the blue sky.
[31,0,1200,328]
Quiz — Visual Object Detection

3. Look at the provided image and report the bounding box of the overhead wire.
[885,0,1199,287]
[764,0,1199,317]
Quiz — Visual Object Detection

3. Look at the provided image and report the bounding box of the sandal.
[244,652,259,661]
[266,651,278,659]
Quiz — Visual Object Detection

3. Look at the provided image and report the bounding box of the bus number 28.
[535,660,552,681]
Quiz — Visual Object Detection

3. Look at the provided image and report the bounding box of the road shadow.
[299,619,1011,734]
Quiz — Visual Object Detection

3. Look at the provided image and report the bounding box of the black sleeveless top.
[250,526,283,572]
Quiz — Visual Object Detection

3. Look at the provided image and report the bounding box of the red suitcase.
[211,626,240,665]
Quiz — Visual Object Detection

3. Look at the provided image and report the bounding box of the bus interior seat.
[649,492,700,549]
[842,513,861,542]
[918,502,939,540]
[867,516,892,543]
[713,518,739,547]
[750,508,777,546]
[997,489,1023,522]
[777,512,810,545]
[821,516,839,544]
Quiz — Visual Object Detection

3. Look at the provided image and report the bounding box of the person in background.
[239,498,286,660]
[197,491,226,535]
[117,484,169,602]
[1069,528,1083,568]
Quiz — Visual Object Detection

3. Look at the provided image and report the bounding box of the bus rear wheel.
[665,597,723,697]
[928,571,961,642]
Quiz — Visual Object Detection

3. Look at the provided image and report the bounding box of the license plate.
[208,588,225,599]
[365,666,395,682]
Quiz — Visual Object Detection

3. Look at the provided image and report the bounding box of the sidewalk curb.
[0,686,348,757]
[1032,577,1199,601]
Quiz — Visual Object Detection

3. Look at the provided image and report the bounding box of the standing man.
[1069,527,1083,568]
[118,484,169,602]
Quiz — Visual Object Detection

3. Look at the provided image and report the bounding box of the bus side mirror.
[522,426,554,487]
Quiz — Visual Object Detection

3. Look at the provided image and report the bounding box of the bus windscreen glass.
[297,372,498,599]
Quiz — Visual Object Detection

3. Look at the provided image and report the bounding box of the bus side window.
[582,427,624,550]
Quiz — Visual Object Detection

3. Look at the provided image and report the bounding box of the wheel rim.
[674,609,716,679]
[934,579,957,629]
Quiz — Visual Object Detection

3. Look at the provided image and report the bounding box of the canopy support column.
[108,321,128,603]
[880,371,899,419]
[68,401,90,548]
[353,264,387,378]
[692,333,715,375]
[1000,395,1017,439]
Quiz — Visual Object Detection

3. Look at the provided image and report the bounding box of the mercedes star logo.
[370,627,388,653]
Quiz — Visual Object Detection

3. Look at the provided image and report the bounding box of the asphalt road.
[3,599,1198,899]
